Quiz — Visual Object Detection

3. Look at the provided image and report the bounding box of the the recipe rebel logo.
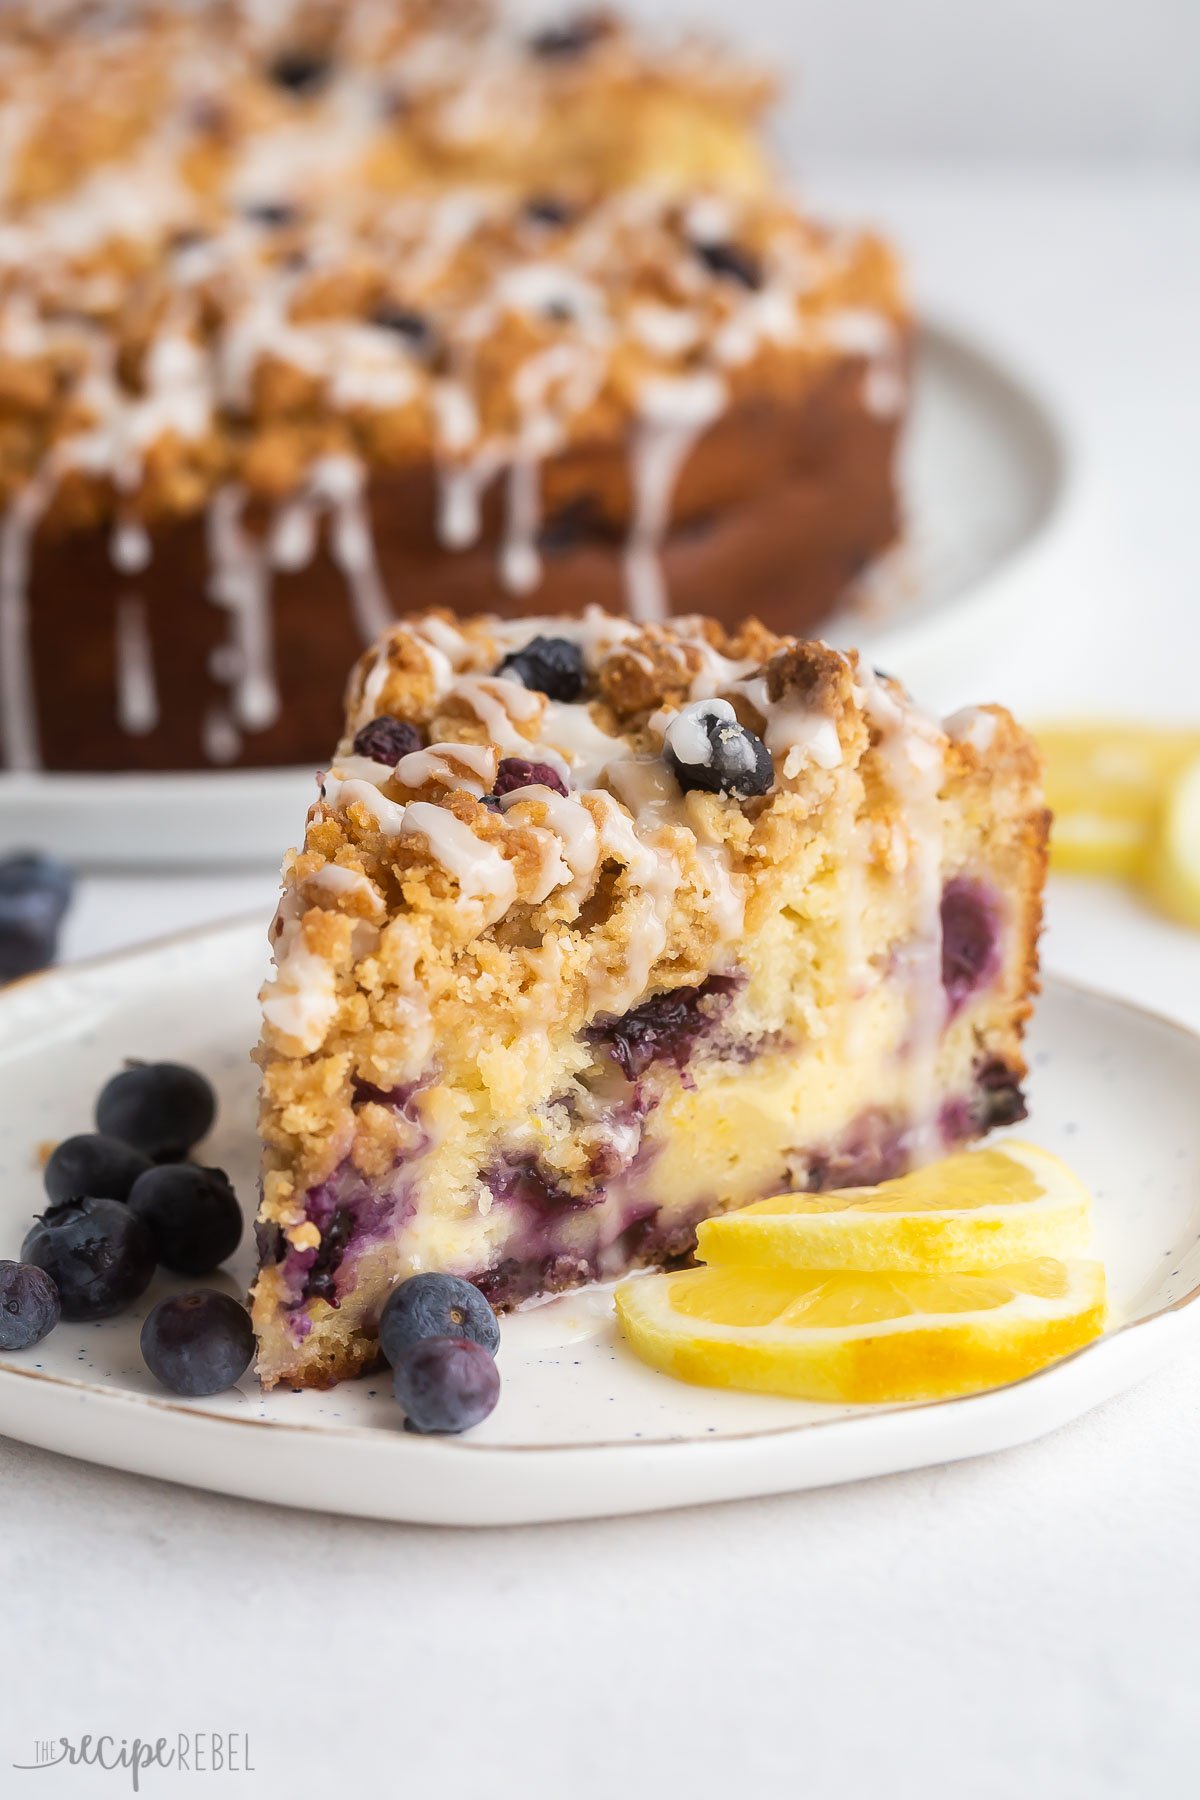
[12,1734,255,1789]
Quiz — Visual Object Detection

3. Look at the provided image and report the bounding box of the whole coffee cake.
[251,607,1047,1390]
[0,2,907,773]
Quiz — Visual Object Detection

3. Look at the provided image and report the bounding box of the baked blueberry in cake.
[0,1,906,775]
[251,608,1047,1389]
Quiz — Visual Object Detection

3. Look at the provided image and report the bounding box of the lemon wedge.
[1038,724,1200,878]
[694,1143,1091,1275]
[1143,753,1200,928]
[614,1258,1107,1404]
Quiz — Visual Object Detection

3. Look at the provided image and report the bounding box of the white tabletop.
[4,167,1200,1798]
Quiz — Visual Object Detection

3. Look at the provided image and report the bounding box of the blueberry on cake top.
[251,607,1047,1390]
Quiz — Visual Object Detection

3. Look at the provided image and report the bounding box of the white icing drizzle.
[731,656,849,779]
[396,741,498,796]
[768,702,844,778]
[306,862,384,916]
[590,844,682,1015]
[493,262,605,328]
[432,381,479,456]
[664,697,736,771]
[685,640,761,701]
[206,485,280,733]
[436,457,492,551]
[400,802,517,918]
[944,706,998,754]
[110,519,152,575]
[409,613,474,667]
[500,457,542,596]
[629,302,703,357]
[712,288,804,369]
[501,787,600,909]
[624,372,726,623]
[202,709,241,765]
[262,914,339,1053]
[322,774,409,835]
[822,309,905,420]
[539,698,619,789]
[326,752,393,789]
[447,675,542,753]
[269,496,319,572]
[519,824,574,906]
[113,596,159,736]
[309,456,393,646]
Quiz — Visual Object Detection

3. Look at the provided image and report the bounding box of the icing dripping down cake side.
[250,607,1048,1391]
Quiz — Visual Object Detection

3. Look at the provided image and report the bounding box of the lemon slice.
[1038,724,1200,878]
[1050,811,1150,879]
[615,1259,1107,1404]
[695,1142,1091,1274]
[1143,753,1200,928]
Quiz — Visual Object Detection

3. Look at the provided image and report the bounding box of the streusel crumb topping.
[257,606,1043,1208]
[0,2,902,530]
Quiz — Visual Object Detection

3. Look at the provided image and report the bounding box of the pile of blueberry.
[1,1059,255,1399]
[2,1058,503,1433]
[378,1273,501,1434]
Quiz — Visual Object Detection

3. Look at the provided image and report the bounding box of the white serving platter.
[0,916,1194,1527]
[0,320,1065,869]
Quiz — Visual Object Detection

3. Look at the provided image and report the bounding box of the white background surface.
[3,165,1200,1797]
[535,0,1200,158]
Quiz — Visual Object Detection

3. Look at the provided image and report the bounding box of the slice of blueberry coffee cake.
[251,609,1047,1389]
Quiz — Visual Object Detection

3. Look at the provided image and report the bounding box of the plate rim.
[0,915,1196,1490]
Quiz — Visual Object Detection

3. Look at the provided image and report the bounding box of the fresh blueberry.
[44,1133,153,1205]
[0,1261,61,1351]
[21,1197,155,1321]
[693,240,763,290]
[392,1336,501,1434]
[370,305,434,353]
[0,850,72,910]
[663,699,773,798]
[537,494,603,553]
[95,1061,216,1159]
[379,1273,500,1367]
[0,852,73,983]
[974,1056,1028,1129]
[127,1164,244,1277]
[267,50,332,95]
[242,200,301,230]
[352,714,423,765]
[493,757,570,798]
[528,14,611,59]
[589,972,739,1080]
[941,879,1001,1015]
[524,195,574,227]
[300,1205,354,1306]
[497,634,585,702]
[140,1292,255,1397]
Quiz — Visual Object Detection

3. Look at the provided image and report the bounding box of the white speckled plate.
[0,320,1065,868]
[0,916,1194,1527]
